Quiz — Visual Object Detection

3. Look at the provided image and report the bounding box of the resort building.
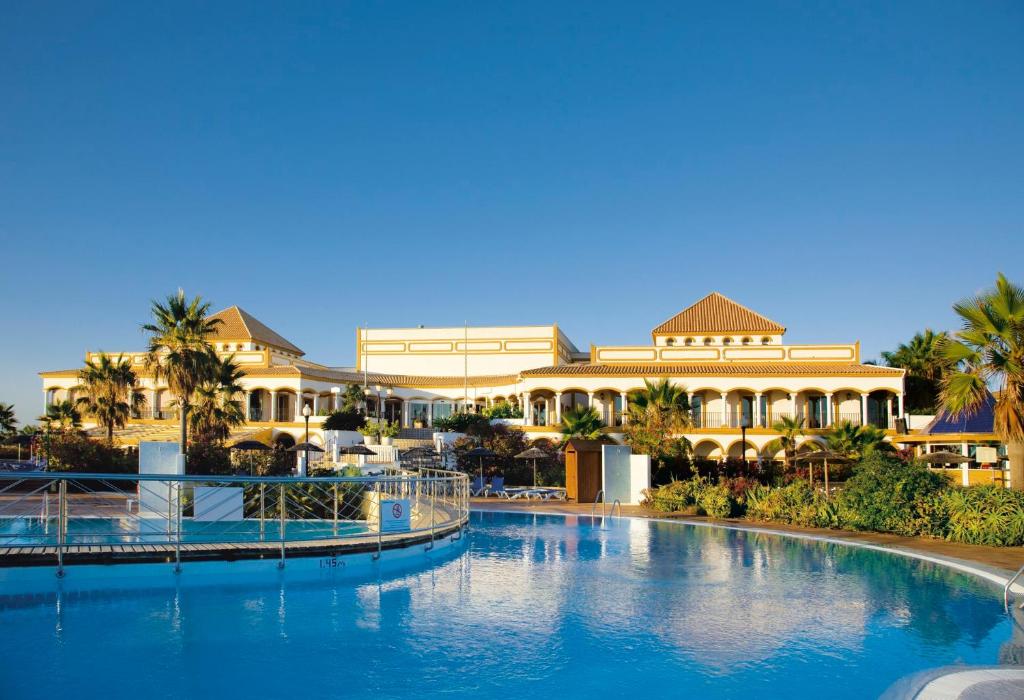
[39,293,907,459]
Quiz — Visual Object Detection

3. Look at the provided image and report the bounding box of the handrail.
[610,499,622,518]
[591,490,605,519]
[0,469,469,576]
[1005,563,1024,613]
[0,470,462,485]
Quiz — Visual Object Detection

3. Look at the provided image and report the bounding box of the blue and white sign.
[380,498,411,533]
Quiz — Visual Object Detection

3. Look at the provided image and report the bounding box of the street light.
[302,403,312,475]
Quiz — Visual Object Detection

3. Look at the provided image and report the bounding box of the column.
[825,393,834,427]
[427,402,433,427]
[621,391,629,426]
[295,392,304,420]
[961,442,971,487]
[789,392,798,421]
[270,391,279,421]
[555,392,563,425]
[754,392,763,427]
[887,396,894,423]
[524,394,532,426]
[402,401,410,428]
[244,390,252,422]
[720,392,729,428]
[151,389,159,418]
[897,393,905,419]
[43,389,49,412]
[312,393,320,415]
[687,392,696,428]
[587,392,595,416]
[861,393,869,427]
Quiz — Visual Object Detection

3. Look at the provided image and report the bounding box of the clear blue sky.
[1,2,1022,424]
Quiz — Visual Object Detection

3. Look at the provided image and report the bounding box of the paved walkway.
[471,498,1024,576]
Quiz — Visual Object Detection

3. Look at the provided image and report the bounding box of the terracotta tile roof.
[208,306,304,355]
[652,292,785,335]
[521,363,903,378]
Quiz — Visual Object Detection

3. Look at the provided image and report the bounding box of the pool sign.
[380,498,411,533]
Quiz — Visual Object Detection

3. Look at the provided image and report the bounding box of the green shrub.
[943,485,1024,546]
[483,402,523,419]
[642,477,708,512]
[836,453,946,536]
[697,483,733,518]
[433,412,491,434]
[322,411,365,431]
[745,481,834,528]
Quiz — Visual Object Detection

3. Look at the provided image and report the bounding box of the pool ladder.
[590,491,622,521]
[1005,563,1024,613]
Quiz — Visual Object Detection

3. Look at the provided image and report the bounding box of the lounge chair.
[470,476,486,496]
[486,476,508,498]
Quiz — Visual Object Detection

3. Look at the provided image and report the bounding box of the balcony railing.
[131,409,178,421]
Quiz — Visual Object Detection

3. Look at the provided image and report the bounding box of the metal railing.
[1006,563,1024,613]
[0,468,469,576]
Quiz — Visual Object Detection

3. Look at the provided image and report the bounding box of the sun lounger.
[485,476,507,498]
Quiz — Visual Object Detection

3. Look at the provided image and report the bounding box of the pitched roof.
[208,306,304,355]
[652,293,785,336]
[921,392,996,435]
[521,363,902,378]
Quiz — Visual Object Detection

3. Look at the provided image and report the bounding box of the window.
[665,338,676,346]
[723,337,732,345]
[742,337,752,345]
[685,337,694,346]
[761,337,771,345]
[703,337,713,346]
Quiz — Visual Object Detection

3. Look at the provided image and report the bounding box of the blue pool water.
[0,511,1017,699]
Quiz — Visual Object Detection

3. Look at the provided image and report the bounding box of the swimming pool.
[0,511,1017,699]
[0,516,367,545]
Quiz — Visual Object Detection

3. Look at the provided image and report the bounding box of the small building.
[894,392,1008,486]
[564,439,604,503]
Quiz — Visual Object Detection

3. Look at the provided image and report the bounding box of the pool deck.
[471,498,1024,577]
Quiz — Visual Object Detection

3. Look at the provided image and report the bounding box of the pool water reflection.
[0,511,1018,699]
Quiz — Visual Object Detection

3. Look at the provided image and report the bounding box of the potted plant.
[380,420,400,446]
[358,422,380,445]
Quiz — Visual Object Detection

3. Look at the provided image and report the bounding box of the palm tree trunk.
[1008,441,1024,491]
[179,400,188,463]
[107,423,114,445]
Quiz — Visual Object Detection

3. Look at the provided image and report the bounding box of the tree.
[558,406,603,440]
[0,403,16,437]
[188,352,246,444]
[40,400,82,432]
[763,415,805,469]
[825,420,895,460]
[338,384,365,413]
[76,353,145,444]
[623,379,693,468]
[143,290,221,461]
[881,329,951,412]
[941,273,1024,490]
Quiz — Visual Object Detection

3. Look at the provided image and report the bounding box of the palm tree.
[76,353,145,444]
[188,352,246,444]
[882,329,951,412]
[941,273,1024,490]
[825,420,895,460]
[629,378,690,414]
[39,400,82,432]
[763,415,804,469]
[143,291,221,462]
[559,406,603,440]
[0,403,16,437]
[338,383,366,413]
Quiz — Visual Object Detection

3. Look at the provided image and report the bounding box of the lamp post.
[301,403,312,476]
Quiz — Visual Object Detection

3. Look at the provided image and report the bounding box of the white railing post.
[56,479,66,578]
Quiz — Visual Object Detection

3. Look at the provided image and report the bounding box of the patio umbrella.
[230,439,272,475]
[514,447,548,488]
[465,446,496,485]
[230,440,271,451]
[919,451,972,465]
[287,442,325,453]
[795,449,852,495]
[341,444,376,455]
[5,434,34,461]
